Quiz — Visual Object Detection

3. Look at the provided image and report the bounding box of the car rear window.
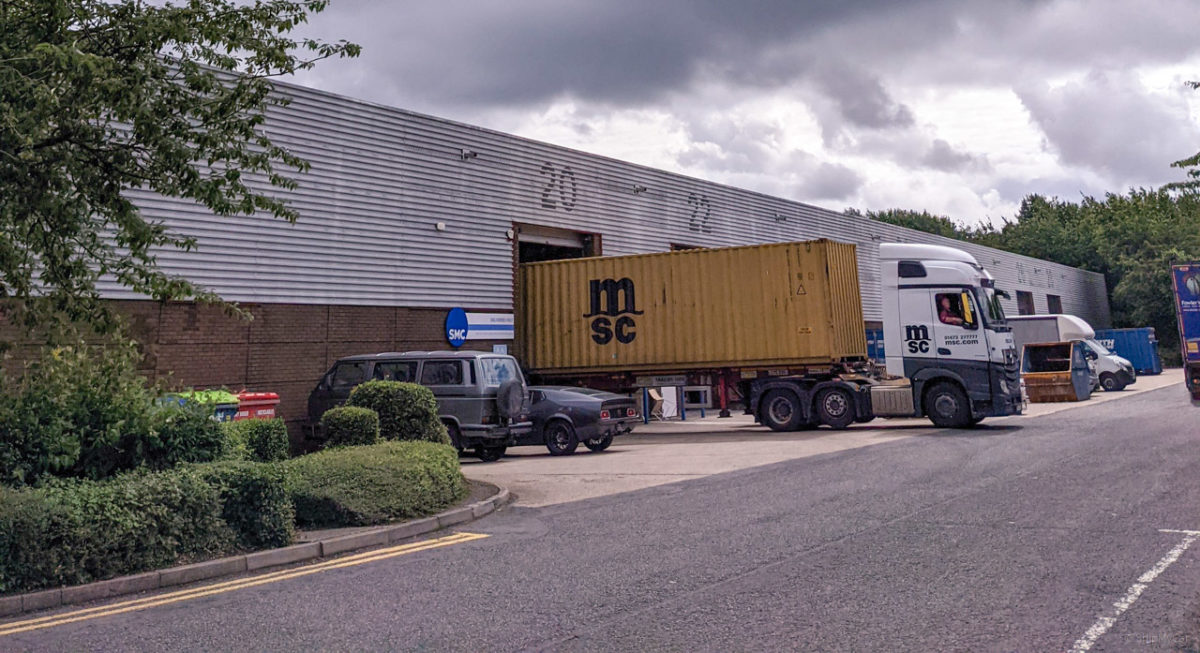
[479,357,521,387]
[374,361,418,382]
[420,360,464,385]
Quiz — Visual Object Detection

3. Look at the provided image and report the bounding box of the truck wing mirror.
[996,289,1011,300]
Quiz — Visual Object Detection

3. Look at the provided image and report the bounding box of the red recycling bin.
[233,392,280,421]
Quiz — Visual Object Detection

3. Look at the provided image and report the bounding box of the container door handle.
[937,347,951,355]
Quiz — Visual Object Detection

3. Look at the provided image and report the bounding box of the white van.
[1008,315,1137,391]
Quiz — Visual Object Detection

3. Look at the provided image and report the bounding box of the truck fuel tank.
[870,383,915,417]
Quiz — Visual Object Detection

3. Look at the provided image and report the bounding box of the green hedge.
[346,381,449,444]
[222,418,290,462]
[0,341,231,487]
[320,406,380,448]
[193,461,294,550]
[286,441,466,528]
[142,401,229,469]
[0,461,293,595]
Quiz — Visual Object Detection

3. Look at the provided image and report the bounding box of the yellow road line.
[0,531,488,637]
[4,532,484,631]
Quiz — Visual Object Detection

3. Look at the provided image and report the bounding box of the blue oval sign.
[445,307,468,347]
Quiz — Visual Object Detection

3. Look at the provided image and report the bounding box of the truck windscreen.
[976,287,1006,327]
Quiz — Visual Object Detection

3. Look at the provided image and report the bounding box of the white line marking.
[1070,531,1200,653]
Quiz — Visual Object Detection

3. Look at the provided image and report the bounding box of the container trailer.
[516,240,1024,429]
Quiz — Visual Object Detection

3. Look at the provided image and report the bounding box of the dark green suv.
[307,351,532,461]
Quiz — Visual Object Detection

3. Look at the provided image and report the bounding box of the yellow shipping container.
[516,239,867,374]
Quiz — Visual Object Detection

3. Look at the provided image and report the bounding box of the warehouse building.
[85,79,1109,436]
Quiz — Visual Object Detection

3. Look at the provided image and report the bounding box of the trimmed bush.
[0,460,295,595]
[347,380,449,444]
[285,441,467,528]
[140,401,228,470]
[320,406,380,448]
[0,468,232,594]
[193,461,294,550]
[223,419,290,462]
[0,340,240,487]
[0,340,160,485]
[220,420,251,461]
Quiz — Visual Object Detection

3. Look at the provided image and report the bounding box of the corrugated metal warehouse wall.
[111,79,1111,328]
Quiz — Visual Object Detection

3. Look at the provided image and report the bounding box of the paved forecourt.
[464,369,1184,507]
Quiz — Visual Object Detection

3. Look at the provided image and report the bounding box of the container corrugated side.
[517,239,867,374]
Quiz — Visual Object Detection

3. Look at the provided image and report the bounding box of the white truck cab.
[743,242,1024,431]
[1007,314,1136,391]
[873,243,1024,426]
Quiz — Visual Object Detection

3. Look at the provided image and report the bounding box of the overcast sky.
[290,0,1200,226]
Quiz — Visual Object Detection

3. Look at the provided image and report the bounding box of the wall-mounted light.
[459,148,478,161]
[435,222,446,232]
[505,228,515,241]
[632,184,648,194]
[773,212,787,222]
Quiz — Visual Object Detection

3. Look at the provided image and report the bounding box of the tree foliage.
[0,0,358,335]
[865,208,974,240]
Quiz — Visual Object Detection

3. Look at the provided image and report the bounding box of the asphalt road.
[7,385,1200,652]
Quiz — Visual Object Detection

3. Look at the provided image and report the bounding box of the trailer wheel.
[760,389,803,431]
[815,387,855,430]
[924,382,971,428]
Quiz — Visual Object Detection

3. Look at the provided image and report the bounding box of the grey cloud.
[992,175,1106,206]
[812,62,914,130]
[1016,70,1199,184]
[830,130,991,175]
[675,116,783,172]
[296,0,940,111]
[921,139,991,173]
[787,151,864,201]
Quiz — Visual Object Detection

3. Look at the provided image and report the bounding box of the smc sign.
[445,309,514,347]
[446,308,469,347]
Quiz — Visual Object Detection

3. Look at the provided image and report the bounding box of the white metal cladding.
[104,79,1112,328]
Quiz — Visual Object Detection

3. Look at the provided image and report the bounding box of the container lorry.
[1007,314,1136,391]
[516,239,1024,429]
[1170,263,1200,403]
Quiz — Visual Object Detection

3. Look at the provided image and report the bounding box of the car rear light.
[599,409,610,420]
[626,408,636,417]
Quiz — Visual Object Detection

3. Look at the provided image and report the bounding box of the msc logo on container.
[905,324,931,354]
[583,278,643,345]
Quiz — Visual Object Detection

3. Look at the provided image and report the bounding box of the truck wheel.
[584,434,613,452]
[760,389,803,432]
[815,387,855,430]
[544,420,578,456]
[1100,373,1126,391]
[476,444,507,462]
[924,382,971,428]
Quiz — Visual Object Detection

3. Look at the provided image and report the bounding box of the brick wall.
[2,301,507,450]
